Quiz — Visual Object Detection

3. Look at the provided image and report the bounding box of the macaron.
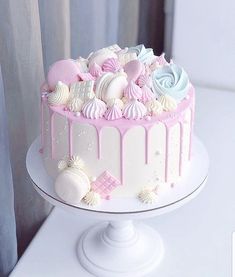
[47,59,79,91]
[123,59,144,82]
[88,48,117,68]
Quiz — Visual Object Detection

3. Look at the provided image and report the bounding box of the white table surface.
[10,86,235,277]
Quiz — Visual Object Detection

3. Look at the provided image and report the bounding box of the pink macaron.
[123,60,144,82]
[47,59,80,91]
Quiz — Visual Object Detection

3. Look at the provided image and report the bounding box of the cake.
[40,44,194,206]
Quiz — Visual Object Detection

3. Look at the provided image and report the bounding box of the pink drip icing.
[49,110,55,159]
[164,124,169,183]
[45,85,195,183]
[68,120,73,158]
[179,121,184,176]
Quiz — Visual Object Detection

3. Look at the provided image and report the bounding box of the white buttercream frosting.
[145,99,163,115]
[48,81,70,106]
[138,188,157,204]
[83,191,101,206]
[158,94,177,112]
[123,99,147,120]
[67,97,84,112]
[82,97,106,119]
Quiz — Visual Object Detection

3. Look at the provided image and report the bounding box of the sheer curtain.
[0,0,140,274]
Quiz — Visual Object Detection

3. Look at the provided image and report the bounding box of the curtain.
[0,0,166,274]
[0,0,141,272]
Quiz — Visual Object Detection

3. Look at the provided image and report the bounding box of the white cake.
[40,44,194,206]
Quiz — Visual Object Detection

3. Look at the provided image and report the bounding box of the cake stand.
[26,137,209,277]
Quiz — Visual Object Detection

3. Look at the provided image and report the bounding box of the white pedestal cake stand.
[26,137,209,277]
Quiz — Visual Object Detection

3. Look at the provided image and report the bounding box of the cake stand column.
[77,219,164,277]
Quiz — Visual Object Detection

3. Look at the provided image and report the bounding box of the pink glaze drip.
[49,110,55,159]
[164,124,169,182]
[179,121,184,176]
[45,85,195,184]
[68,120,73,158]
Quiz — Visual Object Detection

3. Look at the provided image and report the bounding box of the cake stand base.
[26,136,209,277]
[77,220,164,277]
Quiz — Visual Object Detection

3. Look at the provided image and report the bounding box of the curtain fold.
[0,0,149,271]
[0,0,51,256]
[0,66,17,276]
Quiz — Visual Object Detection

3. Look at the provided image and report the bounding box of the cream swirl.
[124,81,142,100]
[145,99,163,115]
[82,97,106,119]
[128,44,155,65]
[83,191,101,206]
[158,94,177,111]
[123,99,147,120]
[104,104,122,120]
[48,81,69,106]
[106,98,124,110]
[89,62,103,78]
[102,58,121,73]
[152,64,189,101]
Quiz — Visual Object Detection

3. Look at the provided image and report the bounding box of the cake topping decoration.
[47,81,70,106]
[158,94,177,112]
[123,99,147,120]
[67,97,83,112]
[89,62,103,78]
[145,99,163,115]
[124,81,142,100]
[47,59,79,91]
[117,52,137,66]
[136,74,152,88]
[82,97,106,119]
[102,58,121,73]
[106,98,124,110]
[104,104,122,121]
[138,187,157,204]
[128,44,155,65]
[152,64,189,101]
[140,85,155,104]
[124,59,143,82]
[83,191,101,206]
[88,48,117,68]
[70,80,95,101]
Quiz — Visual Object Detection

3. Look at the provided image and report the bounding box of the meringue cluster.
[45,44,190,121]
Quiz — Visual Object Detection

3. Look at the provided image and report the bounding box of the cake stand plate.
[26,137,209,277]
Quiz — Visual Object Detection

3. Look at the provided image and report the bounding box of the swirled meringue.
[102,58,121,73]
[104,104,122,120]
[67,97,84,112]
[128,44,155,65]
[124,81,142,100]
[48,81,70,106]
[158,94,177,112]
[82,97,106,119]
[123,99,147,120]
[67,156,85,170]
[145,99,163,115]
[89,62,103,78]
[138,188,157,204]
[140,85,155,104]
[83,191,101,206]
[106,98,124,110]
[137,74,152,88]
[152,64,189,101]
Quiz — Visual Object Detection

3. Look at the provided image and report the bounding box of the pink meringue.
[102,58,121,73]
[82,97,106,119]
[137,74,152,88]
[104,104,122,120]
[124,81,142,100]
[140,85,155,104]
[123,99,147,120]
[89,62,103,78]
